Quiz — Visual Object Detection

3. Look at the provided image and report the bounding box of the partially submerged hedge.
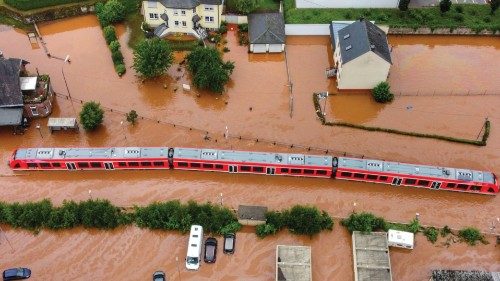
[99,25,126,76]
[313,93,491,146]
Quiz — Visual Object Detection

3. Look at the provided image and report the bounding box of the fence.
[285,24,330,35]
[395,89,500,97]
[221,14,247,24]
[294,0,398,8]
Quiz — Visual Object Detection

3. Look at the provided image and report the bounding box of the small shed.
[48,117,79,133]
[276,245,312,281]
[387,229,414,249]
[248,13,285,53]
[237,205,267,226]
[352,231,392,281]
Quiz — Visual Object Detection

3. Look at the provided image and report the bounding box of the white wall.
[295,0,399,8]
[337,52,391,90]
[285,24,330,35]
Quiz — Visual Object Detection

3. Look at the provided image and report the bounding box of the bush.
[112,49,124,64]
[399,0,410,11]
[115,64,126,76]
[238,23,248,32]
[256,223,278,237]
[372,81,394,103]
[103,25,118,45]
[219,25,228,34]
[454,13,465,22]
[109,40,121,53]
[423,227,439,243]
[341,212,387,234]
[441,225,452,237]
[440,0,452,13]
[458,227,487,246]
[455,5,464,13]
[286,205,332,236]
[79,101,104,131]
[223,47,230,52]
[491,0,499,14]
[96,0,127,26]
[234,0,259,14]
[126,110,138,125]
[79,199,126,229]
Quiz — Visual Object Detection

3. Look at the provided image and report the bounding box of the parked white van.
[186,225,203,270]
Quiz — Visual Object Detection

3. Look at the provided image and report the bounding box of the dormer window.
[346,45,352,51]
[343,34,350,39]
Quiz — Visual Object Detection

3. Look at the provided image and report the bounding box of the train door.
[228,165,238,173]
[104,162,114,170]
[431,181,441,190]
[66,163,76,170]
[391,177,402,186]
[266,167,275,175]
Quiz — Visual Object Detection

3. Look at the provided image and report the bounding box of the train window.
[40,163,51,168]
[153,162,164,167]
[281,168,289,173]
[14,163,21,168]
[128,162,139,167]
[215,164,223,169]
[354,173,365,179]
[141,162,152,166]
[405,179,417,185]
[118,162,127,167]
[291,169,302,174]
[488,188,495,193]
[457,184,468,190]
[304,169,314,174]
[27,163,38,168]
[366,174,378,180]
[446,183,456,188]
[203,163,214,169]
[178,162,188,167]
[78,162,89,168]
[52,163,61,168]
[470,185,481,191]
[241,166,251,171]
[316,170,327,175]
[253,167,264,173]
[379,176,388,181]
[341,172,352,177]
[90,162,102,168]
[190,163,201,168]
[417,180,430,186]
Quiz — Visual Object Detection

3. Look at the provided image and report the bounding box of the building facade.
[248,13,285,53]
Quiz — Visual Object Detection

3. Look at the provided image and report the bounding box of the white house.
[331,19,392,90]
[248,13,285,53]
[141,0,223,39]
[296,0,400,8]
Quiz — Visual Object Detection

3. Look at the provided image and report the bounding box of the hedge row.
[0,199,240,235]
[341,212,488,246]
[3,0,84,11]
[313,93,491,146]
[101,25,126,75]
[256,205,333,237]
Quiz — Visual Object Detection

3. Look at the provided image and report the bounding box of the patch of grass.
[284,0,500,32]
[423,227,439,243]
[226,0,279,13]
[2,0,97,12]
[167,39,203,51]
[125,13,145,48]
[0,11,30,29]
[458,227,488,246]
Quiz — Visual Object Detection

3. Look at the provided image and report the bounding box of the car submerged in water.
[204,237,218,263]
[2,268,31,281]
[223,233,236,254]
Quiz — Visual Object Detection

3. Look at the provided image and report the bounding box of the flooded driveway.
[0,16,499,280]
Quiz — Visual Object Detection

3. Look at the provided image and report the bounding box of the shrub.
[109,40,121,53]
[96,0,127,26]
[441,225,452,237]
[112,49,124,64]
[440,0,452,14]
[286,205,331,236]
[79,101,104,131]
[219,25,228,34]
[115,64,126,76]
[341,212,387,234]
[126,110,138,125]
[223,47,230,52]
[345,11,353,19]
[234,0,259,14]
[458,227,487,246]
[399,0,410,12]
[455,5,464,13]
[103,25,117,45]
[3,200,52,231]
[238,23,248,32]
[48,200,81,229]
[372,82,394,103]
[423,227,439,243]
[454,13,465,22]
[256,223,278,237]
[490,0,499,14]
[79,199,126,229]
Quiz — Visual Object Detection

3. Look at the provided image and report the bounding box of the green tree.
[133,38,174,78]
[103,25,117,44]
[96,0,126,26]
[235,0,260,14]
[109,40,121,53]
[80,101,104,131]
[186,47,234,93]
[398,0,410,11]
[490,0,499,14]
[341,212,387,234]
[372,81,394,103]
[286,205,333,236]
[439,0,452,13]
[458,227,487,246]
[126,110,138,125]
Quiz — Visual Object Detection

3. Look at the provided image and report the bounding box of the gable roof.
[156,0,221,9]
[248,13,285,44]
[337,19,391,65]
[0,58,26,107]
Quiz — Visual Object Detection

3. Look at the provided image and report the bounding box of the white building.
[248,13,285,53]
[331,19,392,90]
[296,0,400,8]
[141,0,223,39]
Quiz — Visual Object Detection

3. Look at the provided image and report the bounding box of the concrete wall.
[221,14,248,24]
[250,43,285,53]
[295,0,399,8]
[285,24,330,35]
[337,52,390,90]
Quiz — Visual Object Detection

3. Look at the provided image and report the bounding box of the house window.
[182,21,187,27]
[181,10,186,15]
[174,21,179,26]
[30,106,39,116]
[149,13,158,19]
[173,10,179,15]
[204,5,214,11]
[205,16,214,22]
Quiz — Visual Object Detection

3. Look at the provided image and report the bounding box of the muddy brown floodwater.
[1,16,500,280]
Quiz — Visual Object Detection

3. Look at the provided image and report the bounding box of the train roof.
[174,147,333,167]
[338,157,495,184]
[14,147,171,160]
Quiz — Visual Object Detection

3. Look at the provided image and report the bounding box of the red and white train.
[8,146,499,195]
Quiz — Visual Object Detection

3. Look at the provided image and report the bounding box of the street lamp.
[352,202,357,213]
[219,193,223,206]
[35,123,43,138]
[88,189,92,200]
[175,256,182,281]
[415,213,420,222]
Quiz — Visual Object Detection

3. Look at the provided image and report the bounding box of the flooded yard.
[0,15,500,280]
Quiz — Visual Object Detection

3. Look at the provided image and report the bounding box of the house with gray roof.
[141,0,223,39]
[331,19,392,90]
[248,13,285,53]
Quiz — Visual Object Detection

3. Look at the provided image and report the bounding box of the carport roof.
[0,58,26,107]
[248,13,285,44]
[0,107,23,126]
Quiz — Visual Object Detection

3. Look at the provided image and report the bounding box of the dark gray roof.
[248,13,285,44]
[0,58,25,107]
[431,270,497,281]
[0,107,23,126]
[157,0,221,9]
[337,19,391,64]
[237,205,268,221]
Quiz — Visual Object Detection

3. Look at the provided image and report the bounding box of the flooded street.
[1,16,500,280]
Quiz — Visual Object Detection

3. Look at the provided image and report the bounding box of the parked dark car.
[223,233,236,254]
[2,268,31,281]
[204,237,217,263]
[152,271,166,281]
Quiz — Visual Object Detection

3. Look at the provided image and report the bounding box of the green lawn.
[284,0,500,32]
[225,0,279,14]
